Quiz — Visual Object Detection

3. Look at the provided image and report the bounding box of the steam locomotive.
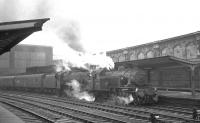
[93,67,158,105]
[0,66,158,105]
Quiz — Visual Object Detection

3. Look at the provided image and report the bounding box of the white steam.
[117,95,134,105]
[25,24,114,72]
[66,79,95,102]
[0,0,115,71]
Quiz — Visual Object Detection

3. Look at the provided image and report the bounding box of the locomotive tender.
[0,67,158,105]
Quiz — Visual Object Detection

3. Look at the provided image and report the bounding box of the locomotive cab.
[98,67,158,105]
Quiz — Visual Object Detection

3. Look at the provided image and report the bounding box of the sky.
[1,0,200,55]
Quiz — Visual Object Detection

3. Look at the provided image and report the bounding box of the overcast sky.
[1,0,200,54]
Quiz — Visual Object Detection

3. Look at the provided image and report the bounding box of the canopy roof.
[0,18,49,55]
[115,56,200,69]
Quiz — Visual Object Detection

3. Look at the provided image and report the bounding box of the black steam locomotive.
[93,67,158,105]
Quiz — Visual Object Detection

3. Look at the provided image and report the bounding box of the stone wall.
[107,32,200,62]
[0,44,53,75]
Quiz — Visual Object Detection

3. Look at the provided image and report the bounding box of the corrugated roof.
[0,18,49,55]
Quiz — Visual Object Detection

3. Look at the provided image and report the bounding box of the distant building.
[0,44,53,75]
[107,31,200,62]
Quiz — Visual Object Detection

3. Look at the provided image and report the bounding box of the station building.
[107,31,200,62]
[0,44,53,75]
[107,31,200,95]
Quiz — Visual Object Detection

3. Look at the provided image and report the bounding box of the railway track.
[0,91,198,122]
[0,92,147,123]
[12,92,193,122]
[0,102,44,123]
[144,104,192,116]
[0,97,79,123]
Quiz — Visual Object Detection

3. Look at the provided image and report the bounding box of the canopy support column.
[190,65,196,96]
[159,70,163,86]
[147,70,151,83]
[145,68,152,84]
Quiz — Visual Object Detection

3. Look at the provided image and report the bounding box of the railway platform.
[158,90,200,108]
[0,104,25,123]
[158,90,200,99]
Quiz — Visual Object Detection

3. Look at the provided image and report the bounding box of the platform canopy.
[115,56,200,70]
[0,18,49,55]
[115,56,200,96]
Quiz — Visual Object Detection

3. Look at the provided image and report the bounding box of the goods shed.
[115,56,200,96]
[0,18,49,55]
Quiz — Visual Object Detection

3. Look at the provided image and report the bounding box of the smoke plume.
[0,0,84,52]
[0,0,114,70]
[53,20,84,52]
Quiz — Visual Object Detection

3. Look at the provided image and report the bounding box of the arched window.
[137,52,145,59]
[161,48,168,56]
[146,51,154,58]
[130,53,137,60]
[119,55,125,62]
[112,56,119,62]
[186,43,197,59]
[173,45,185,58]
[161,47,173,56]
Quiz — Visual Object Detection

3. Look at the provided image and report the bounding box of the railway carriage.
[14,74,44,91]
[0,76,15,90]
[43,74,58,93]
